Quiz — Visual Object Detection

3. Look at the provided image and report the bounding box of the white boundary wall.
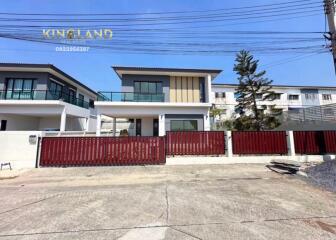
[0,131,42,169]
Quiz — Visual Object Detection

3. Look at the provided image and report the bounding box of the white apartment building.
[211,83,336,122]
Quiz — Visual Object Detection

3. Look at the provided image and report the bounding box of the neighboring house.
[95,66,222,136]
[0,63,97,131]
[211,83,336,129]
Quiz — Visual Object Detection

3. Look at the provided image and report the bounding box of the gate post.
[287,130,296,156]
[226,131,233,157]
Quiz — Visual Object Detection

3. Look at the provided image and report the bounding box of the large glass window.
[171,120,198,131]
[5,78,35,99]
[134,81,163,93]
[69,89,76,104]
[78,94,84,107]
[49,81,63,99]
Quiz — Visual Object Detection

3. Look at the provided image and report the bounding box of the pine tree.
[232,50,281,130]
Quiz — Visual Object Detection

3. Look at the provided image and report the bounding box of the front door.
[153,119,159,136]
[136,119,142,136]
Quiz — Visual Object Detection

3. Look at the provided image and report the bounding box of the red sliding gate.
[166,131,225,155]
[232,131,288,155]
[294,131,336,155]
[40,136,165,167]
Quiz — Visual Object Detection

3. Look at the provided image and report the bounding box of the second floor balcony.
[97,92,165,102]
[0,90,89,109]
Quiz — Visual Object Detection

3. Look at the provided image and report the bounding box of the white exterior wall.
[142,117,154,136]
[0,131,42,169]
[0,114,39,130]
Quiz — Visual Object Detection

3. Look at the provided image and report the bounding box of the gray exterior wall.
[121,74,170,102]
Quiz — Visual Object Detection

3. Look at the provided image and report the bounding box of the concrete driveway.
[1,164,336,240]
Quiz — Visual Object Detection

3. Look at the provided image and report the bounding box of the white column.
[85,118,90,132]
[226,131,233,158]
[159,114,165,136]
[113,117,117,136]
[60,107,66,132]
[206,74,212,103]
[287,130,296,156]
[96,114,102,136]
[203,112,210,131]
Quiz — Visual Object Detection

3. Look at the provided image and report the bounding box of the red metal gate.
[232,131,288,155]
[294,131,336,154]
[166,131,225,155]
[40,136,166,167]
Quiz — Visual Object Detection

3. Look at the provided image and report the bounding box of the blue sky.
[0,0,334,92]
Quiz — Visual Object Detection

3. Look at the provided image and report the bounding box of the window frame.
[134,81,163,94]
[5,78,36,99]
[170,120,198,131]
[322,94,332,101]
[288,94,299,101]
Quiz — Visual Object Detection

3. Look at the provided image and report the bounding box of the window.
[49,81,63,99]
[89,99,94,108]
[288,94,299,100]
[322,94,332,101]
[274,93,282,100]
[5,78,36,99]
[199,79,205,103]
[171,120,198,131]
[255,93,263,100]
[0,120,7,131]
[69,89,76,104]
[305,93,317,100]
[134,81,162,94]
[215,92,225,98]
[78,94,84,107]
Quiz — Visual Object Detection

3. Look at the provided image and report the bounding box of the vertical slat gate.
[294,131,336,154]
[165,131,225,155]
[40,136,166,167]
[232,131,287,155]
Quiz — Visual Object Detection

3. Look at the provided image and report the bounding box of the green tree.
[232,50,281,130]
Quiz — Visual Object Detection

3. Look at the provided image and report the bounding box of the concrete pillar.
[206,74,212,103]
[203,112,210,131]
[96,114,102,136]
[60,107,66,132]
[287,130,296,156]
[113,117,117,136]
[85,118,90,132]
[159,114,165,136]
[226,131,233,157]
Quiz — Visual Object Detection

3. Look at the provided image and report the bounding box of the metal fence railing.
[0,90,89,109]
[97,92,165,102]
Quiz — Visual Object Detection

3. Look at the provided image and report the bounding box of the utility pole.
[324,0,336,73]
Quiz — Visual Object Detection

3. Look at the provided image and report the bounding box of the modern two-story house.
[0,63,97,131]
[95,66,222,136]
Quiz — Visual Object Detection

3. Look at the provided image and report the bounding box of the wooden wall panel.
[193,77,200,103]
[182,77,188,102]
[187,77,193,102]
[169,76,200,103]
[176,77,182,102]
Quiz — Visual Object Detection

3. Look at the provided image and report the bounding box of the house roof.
[112,66,222,79]
[0,63,97,96]
[212,83,336,90]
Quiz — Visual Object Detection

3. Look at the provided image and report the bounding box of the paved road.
[1,164,336,240]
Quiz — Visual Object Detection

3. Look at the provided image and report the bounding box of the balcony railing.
[97,92,165,102]
[0,90,89,109]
